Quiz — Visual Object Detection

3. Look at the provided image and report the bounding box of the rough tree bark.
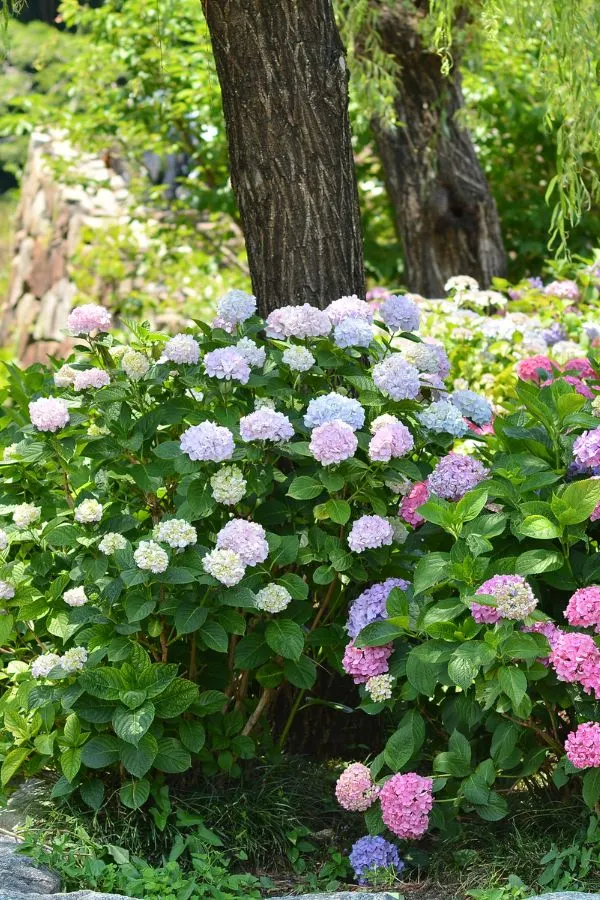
[201,0,365,316]
[372,1,506,297]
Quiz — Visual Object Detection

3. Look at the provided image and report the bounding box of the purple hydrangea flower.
[573,428,600,470]
[449,390,492,426]
[203,347,251,384]
[348,515,394,553]
[372,355,420,401]
[545,280,580,301]
[309,419,358,465]
[239,409,294,443]
[425,339,450,379]
[326,295,373,325]
[304,392,365,431]
[349,835,404,887]
[265,304,331,339]
[379,294,420,332]
[216,519,269,567]
[334,318,374,348]
[347,578,410,638]
[427,453,489,501]
[180,422,235,462]
[542,321,567,346]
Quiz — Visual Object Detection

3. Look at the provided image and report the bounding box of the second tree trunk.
[373,3,506,297]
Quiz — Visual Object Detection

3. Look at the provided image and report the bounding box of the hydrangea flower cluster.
[282,346,315,372]
[335,763,379,811]
[210,466,247,505]
[54,365,77,388]
[427,453,489,501]
[310,420,357,465]
[349,835,404,886]
[73,369,111,391]
[122,350,151,381]
[516,355,554,384]
[379,773,433,839]
[255,584,292,613]
[304,393,365,431]
[399,481,429,527]
[203,347,251,384]
[235,337,266,369]
[372,355,420,401]
[180,422,235,462]
[342,640,393,684]
[202,548,245,586]
[134,541,169,574]
[216,519,269,567]
[334,318,374,348]
[449,390,493,426]
[418,401,468,437]
[564,722,600,769]
[565,586,600,632]
[379,294,420,332]
[573,429,600,470]
[365,673,394,703]
[67,304,111,335]
[32,648,88,678]
[265,304,331,339]
[13,503,41,529]
[60,647,89,674]
[348,515,394,553]
[63,586,88,607]
[29,398,70,432]
[326,295,373,325]
[346,578,409,638]
[98,532,128,555]
[163,333,201,365]
[0,530,8,552]
[398,340,440,374]
[0,581,15,600]
[473,575,537,621]
[239,409,294,443]
[74,500,103,524]
[545,279,580,301]
[550,632,600,698]
[368,421,414,462]
[153,519,197,549]
[217,289,257,325]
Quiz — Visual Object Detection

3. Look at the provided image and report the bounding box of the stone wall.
[0,131,130,364]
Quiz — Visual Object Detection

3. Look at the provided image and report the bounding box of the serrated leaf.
[119,779,151,809]
[265,619,304,660]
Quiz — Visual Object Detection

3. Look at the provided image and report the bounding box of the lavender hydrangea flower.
[304,392,365,431]
[372,355,420,401]
[542,321,567,346]
[379,294,420,332]
[216,519,269,567]
[265,304,331,339]
[180,422,235,462]
[310,420,358,465]
[235,338,266,369]
[348,515,394,553]
[418,401,468,437]
[545,279,580,301]
[334,318,374,349]
[217,289,257,324]
[449,390,493,425]
[326,295,373,325]
[427,453,489,501]
[347,578,410,638]
[239,409,294,442]
[398,340,440,374]
[368,422,414,462]
[425,339,450,379]
[573,428,600,470]
[203,347,251,384]
[349,835,404,886]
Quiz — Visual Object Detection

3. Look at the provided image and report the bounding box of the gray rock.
[0,892,131,899]
[0,838,60,896]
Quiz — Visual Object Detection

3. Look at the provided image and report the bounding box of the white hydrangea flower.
[0,529,8,552]
[122,349,151,381]
[134,540,169,574]
[31,653,62,679]
[366,673,394,703]
[552,340,582,365]
[210,466,247,506]
[109,345,128,360]
[153,519,197,549]
[74,500,103,524]
[99,532,128,555]
[0,581,15,600]
[282,346,315,372]
[202,548,245,587]
[255,584,292,613]
[61,647,88,674]
[398,339,440,374]
[3,444,20,463]
[64,587,88,607]
[236,337,266,369]
[13,503,41,529]
[445,275,479,294]
[370,414,399,434]
[53,364,77,388]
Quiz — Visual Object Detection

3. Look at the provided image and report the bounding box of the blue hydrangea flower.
[418,400,468,437]
[347,578,409,638]
[349,835,404,886]
[304,392,365,431]
[334,318,374,349]
[541,321,567,346]
[379,294,420,332]
[372,355,420,401]
[217,289,257,324]
[449,389,492,426]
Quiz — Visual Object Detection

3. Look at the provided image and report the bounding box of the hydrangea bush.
[0,291,483,815]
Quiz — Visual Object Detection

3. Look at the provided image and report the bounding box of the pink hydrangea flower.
[216,519,269,567]
[471,602,501,625]
[67,304,112,335]
[591,502,600,522]
[203,347,251,384]
[29,398,70,432]
[399,481,429,527]
[573,428,600,469]
[515,355,554,384]
[335,762,379,811]
[550,631,600,698]
[73,368,111,391]
[564,358,596,379]
[310,420,358,466]
[566,586,600,632]
[379,773,433,839]
[474,574,537,620]
[265,304,331,340]
[239,409,294,443]
[368,422,414,462]
[347,515,394,553]
[468,420,494,436]
[522,620,562,665]
[342,640,393,684]
[561,376,594,399]
[565,722,600,769]
[163,333,200,365]
[326,295,373,326]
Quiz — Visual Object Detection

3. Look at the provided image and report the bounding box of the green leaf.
[79,668,124,700]
[61,747,82,783]
[201,620,229,653]
[283,656,317,689]
[174,600,208,635]
[80,779,105,811]
[448,656,478,692]
[119,779,151,809]
[363,802,385,836]
[120,733,158,778]
[434,730,473,777]
[515,549,563,575]
[498,667,528,710]
[1,748,29,786]
[194,690,228,716]
[455,487,489,524]
[287,476,323,500]
[81,735,120,769]
[235,634,271,670]
[153,679,199,718]
[179,721,206,754]
[384,710,425,772]
[555,479,600,525]
[112,702,155,745]
[265,619,304,660]
[277,573,309,600]
[158,567,198,585]
[153,738,191,774]
[583,768,600,808]
[406,643,450,696]
[517,516,560,540]
[413,553,450,595]
[355,618,407,648]
[324,499,351,525]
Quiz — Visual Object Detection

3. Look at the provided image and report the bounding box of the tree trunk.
[201,0,365,316]
[372,2,506,297]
